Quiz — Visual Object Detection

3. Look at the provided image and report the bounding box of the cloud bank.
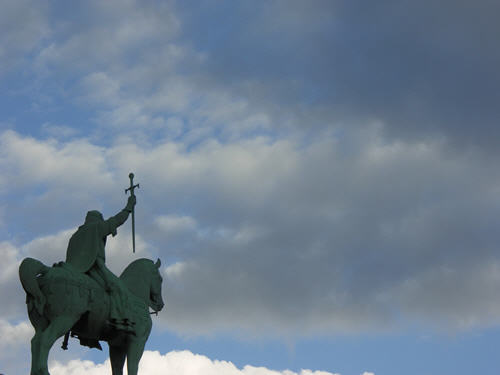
[3,126,500,339]
[49,350,348,375]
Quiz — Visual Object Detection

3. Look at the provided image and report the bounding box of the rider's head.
[85,210,104,223]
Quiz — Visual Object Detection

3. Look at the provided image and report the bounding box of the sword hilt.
[125,172,139,196]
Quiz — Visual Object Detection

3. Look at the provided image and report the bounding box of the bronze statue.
[19,174,164,375]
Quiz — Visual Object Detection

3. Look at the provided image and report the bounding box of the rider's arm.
[99,196,136,237]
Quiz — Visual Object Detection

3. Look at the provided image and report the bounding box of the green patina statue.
[19,174,164,375]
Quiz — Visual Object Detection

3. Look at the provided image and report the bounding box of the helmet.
[85,210,104,223]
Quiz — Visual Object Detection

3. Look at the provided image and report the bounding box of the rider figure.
[65,195,136,333]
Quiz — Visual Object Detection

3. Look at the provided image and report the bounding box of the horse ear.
[155,258,161,268]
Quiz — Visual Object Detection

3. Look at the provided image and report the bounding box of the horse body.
[19,257,164,375]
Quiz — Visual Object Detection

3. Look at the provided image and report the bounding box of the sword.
[125,172,139,253]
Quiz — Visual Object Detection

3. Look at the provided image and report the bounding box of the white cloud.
[50,359,111,375]
[49,350,342,375]
[0,129,122,237]
[0,241,27,318]
[165,261,187,281]
[0,319,33,374]
[105,231,153,275]
[22,228,75,265]
[0,130,113,192]
[0,319,33,348]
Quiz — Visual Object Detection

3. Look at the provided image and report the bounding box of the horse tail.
[19,257,50,315]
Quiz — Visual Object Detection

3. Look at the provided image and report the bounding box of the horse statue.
[19,256,164,375]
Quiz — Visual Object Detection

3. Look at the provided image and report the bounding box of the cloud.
[36,0,180,72]
[0,130,112,192]
[31,0,197,134]
[154,126,500,335]
[3,127,500,337]
[175,0,500,152]
[0,0,48,75]
[0,319,34,374]
[41,123,80,139]
[6,0,500,149]
[0,241,28,318]
[393,261,500,329]
[49,350,344,375]
[105,231,153,275]
[0,129,118,238]
[0,319,33,349]
[22,228,75,264]
[27,0,496,164]
[154,214,198,248]
[22,1,272,141]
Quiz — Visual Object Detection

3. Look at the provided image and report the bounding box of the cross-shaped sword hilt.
[125,173,140,196]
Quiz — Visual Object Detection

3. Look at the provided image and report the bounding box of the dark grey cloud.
[140,132,500,335]
[177,0,500,151]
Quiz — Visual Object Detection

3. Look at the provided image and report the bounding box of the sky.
[1,0,500,374]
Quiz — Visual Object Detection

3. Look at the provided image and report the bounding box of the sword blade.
[127,172,139,253]
[131,208,136,253]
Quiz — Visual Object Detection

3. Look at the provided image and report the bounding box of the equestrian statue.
[19,173,165,375]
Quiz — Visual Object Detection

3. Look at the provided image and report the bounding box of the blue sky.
[1,1,500,374]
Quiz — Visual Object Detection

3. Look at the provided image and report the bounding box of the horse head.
[120,258,165,313]
[149,258,164,312]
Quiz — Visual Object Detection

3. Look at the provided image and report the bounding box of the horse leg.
[126,339,147,375]
[109,344,127,375]
[30,329,43,375]
[29,308,49,375]
[35,314,79,375]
